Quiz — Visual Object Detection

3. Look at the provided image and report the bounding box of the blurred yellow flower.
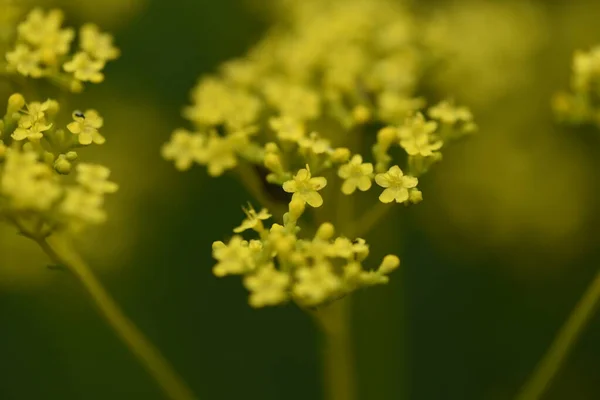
[243,264,290,308]
[338,154,373,195]
[63,52,105,83]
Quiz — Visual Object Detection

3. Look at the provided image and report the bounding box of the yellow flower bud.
[264,142,279,154]
[352,105,371,124]
[316,222,335,240]
[409,189,423,204]
[378,255,400,274]
[7,93,25,115]
[65,151,78,161]
[264,153,282,173]
[54,155,72,175]
[288,197,306,221]
[377,126,397,144]
[331,147,351,163]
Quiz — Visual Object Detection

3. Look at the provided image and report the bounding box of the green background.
[2,0,600,399]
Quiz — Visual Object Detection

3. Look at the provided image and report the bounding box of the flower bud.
[352,105,371,124]
[331,147,350,163]
[409,189,423,204]
[288,197,305,221]
[316,222,335,240]
[54,155,72,175]
[65,151,78,161]
[7,93,25,115]
[264,153,282,172]
[378,255,400,274]
[377,126,397,144]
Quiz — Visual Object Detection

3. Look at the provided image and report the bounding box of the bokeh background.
[2,0,600,399]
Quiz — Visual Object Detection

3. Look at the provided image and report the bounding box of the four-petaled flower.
[234,206,271,233]
[63,52,105,83]
[282,166,327,208]
[398,113,442,157]
[6,44,43,77]
[337,155,373,195]
[375,165,418,203]
[76,163,119,194]
[161,129,205,171]
[212,236,255,277]
[67,109,105,145]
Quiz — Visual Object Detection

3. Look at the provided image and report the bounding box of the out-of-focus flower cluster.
[553,46,600,127]
[163,0,476,308]
[3,7,119,92]
[0,93,117,236]
[213,202,400,308]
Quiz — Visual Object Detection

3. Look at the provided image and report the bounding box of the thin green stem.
[38,234,197,400]
[312,298,357,400]
[516,269,600,400]
[234,163,287,219]
[349,201,393,238]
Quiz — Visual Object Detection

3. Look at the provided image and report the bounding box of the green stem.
[313,298,357,400]
[234,163,287,219]
[38,234,197,400]
[516,269,600,400]
[349,202,393,238]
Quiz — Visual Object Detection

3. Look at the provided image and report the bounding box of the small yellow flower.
[398,113,442,157]
[12,121,52,141]
[337,154,373,195]
[1,149,62,211]
[282,166,327,208]
[293,261,341,305]
[269,116,305,142]
[161,129,205,171]
[60,187,107,225]
[212,236,254,277]
[67,109,105,145]
[375,165,418,203]
[80,23,120,61]
[298,132,330,154]
[17,8,63,46]
[6,44,43,77]
[234,206,271,233]
[244,265,290,308]
[76,164,119,194]
[63,52,105,83]
[199,134,238,177]
[428,100,473,125]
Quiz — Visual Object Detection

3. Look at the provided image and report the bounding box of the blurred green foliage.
[2,0,600,399]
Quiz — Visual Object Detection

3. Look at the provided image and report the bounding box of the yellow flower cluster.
[212,202,400,308]
[4,8,119,92]
[165,0,476,309]
[553,46,600,127]
[0,93,117,234]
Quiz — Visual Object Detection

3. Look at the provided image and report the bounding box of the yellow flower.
[337,154,373,194]
[293,261,341,305]
[63,52,105,83]
[398,113,442,157]
[11,121,52,141]
[5,44,43,78]
[67,109,105,145]
[60,187,107,225]
[282,166,327,208]
[199,134,238,177]
[234,206,271,233]
[17,8,64,46]
[161,129,205,171]
[375,165,418,203]
[298,132,330,154]
[80,23,120,61]
[269,116,305,142]
[243,265,290,308]
[76,164,119,194]
[212,236,254,277]
[1,149,62,211]
[428,100,473,125]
